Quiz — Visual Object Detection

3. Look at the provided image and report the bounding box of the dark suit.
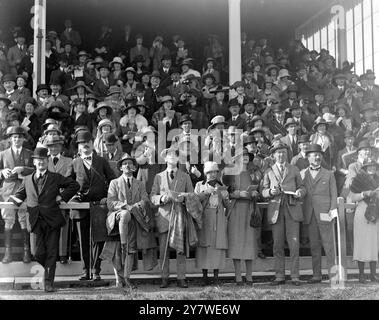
[226,115,246,130]
[93,77,113,99]
[13,171,79,286]
[262,163,306,281]
[301,167,337,279]
[70,152,116,275]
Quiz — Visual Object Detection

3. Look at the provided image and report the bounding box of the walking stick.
[68,216,72,264]
[336,214,343,283]
[161,180,178,271]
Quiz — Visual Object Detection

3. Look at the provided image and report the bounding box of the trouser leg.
[272,210,285,280]
[233,259,242,282]
[284,213,300,280]
[176,252,186,280]
[92,241,104,275]
[76,212,90,273]
[59,211,69,256]
[318,221,336,279]
[308,214,322,279]
[21,228,31,263]
[245,260,253,281]
[44,227,60,286]
[2,228,12,263]
[159,232,170,279]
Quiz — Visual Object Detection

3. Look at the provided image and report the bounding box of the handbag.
[364,197,379,224]
[250,198,262,228]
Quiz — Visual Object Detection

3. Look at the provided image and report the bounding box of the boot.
[2,229,12,264]
[213,269,219,286]
[201,269,209,286]
[22,229,31,263]
[358,261,366,284]
[369,261,379,282]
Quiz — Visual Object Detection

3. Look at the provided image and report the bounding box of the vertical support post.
[33,0,46,98]
[228,0,242,85]
[337,197,348,280]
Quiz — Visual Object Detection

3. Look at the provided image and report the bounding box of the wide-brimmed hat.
[179,114,193,124]
[278,69,290,79]
[42,119,58,130]
[357,140,372,152]
[109,57,124,68]
[107,85,122,96]
[250,127,265,136]
[265,64,280,74]
[77,50,89,57]
[0,94,11,105]
[2,74,16,83]
[160,95,173,103]
[97,62,110,71]
[94,102,113,115]
[243,135,257,145]
[103,133,118,145]
[124,103,140,113]
[69,80,93,93]
[272,103,285,113]
[203,161,219,174]
[284,118,298,128]
[305,143,324,155]
[208,115,227,131]
[117,153,137,169]
[202,73,216,82]
[344,130,354,138]
[98,118,114,131]
[209,84,229,94]
[32,147,49,159]
[76,130,93,144]
[269,140,289,154]
[44,124,62,135]
[180,58,194,68]
[35,84,50,94]
[45,135,64,146]
[287,84,299,94]
[48,100,67,113]
[86,93,99,102]
[160,147,179,160]
[125,66,136,74]
[231,81,245,89]
[90,57,104,66]
[6,126,26,137]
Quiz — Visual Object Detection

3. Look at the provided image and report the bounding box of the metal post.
[228,0,242,85]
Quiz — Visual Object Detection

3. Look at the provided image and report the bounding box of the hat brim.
[270,145,289,154]
[94,105,113,114]
[45,140,64,146]
[31,155,48,159]
[312,122,328,131]
[207,122,227,131]
[117,157,137,169]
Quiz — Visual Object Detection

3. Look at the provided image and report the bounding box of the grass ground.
[1,280,379,300]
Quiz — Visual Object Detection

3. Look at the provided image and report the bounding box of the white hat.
[207,115,227,131]
[278,69,290,79]
[203,161,219,174]
[323,112,336,123]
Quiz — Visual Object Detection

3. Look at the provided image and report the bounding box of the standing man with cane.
[70,131,115,281]
[9,147,79,292]
[300,144,338,284]
[150,147,194,288]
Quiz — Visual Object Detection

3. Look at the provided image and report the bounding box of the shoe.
[177,279,188,288]
[78,272,91,281]
[291,280,301,286]
[92,274,101,281]
[60,256,68,264]
[124,279,137,290]
[160,278,169,288]
[270,280,285,286]
[201,277,209,287]
[258,252,266,259]
[44,283,56,292]
[307,278,322,284]
[245,280,253,286]
[22,248,31,263]
[358,275,367,284]
[369,275,379,282]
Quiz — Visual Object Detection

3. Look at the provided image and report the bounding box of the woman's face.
[242,154,250,164]
[254,120,263,128]
[101,125,111,133]
[114,63,121,71]
[317,124,326,134]
[75,103,86,113]
[126,71,134,80]
[206,61,214,69]
[236,86,244,95]
[128,108,137,117]
[77,86,85,94]
[25,103,35,114]
[206,170,218,181]
[17,78,26,87]
[163,101,172,111]
[337,108,346,117]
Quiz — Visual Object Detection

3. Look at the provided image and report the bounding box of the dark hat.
[333,71,346,80]
[44,124,62,135]
[90,56,104,65]
[272,103,285,113]
[151,70,161,79]
[269,140,289,154]
[15,74,27,82]
[36,84,50,94]
[169,67,180,75]
[57,55,69,63]
[0,94,11,105]
[76,130,93,144]
[133,55,146,63]
[243,65,254,74]
[284,118,298,128]
[6,126,26,137]
[45,135,64,146]
[179,114,193,124]
[209,84,229,94]
[188,89,201,99]
[86,93,99,101]
[77,50,89,57]
[180,58,194,67]
[2,74,16,83]
[124,103,140,113]
[344,130,354,138]
[250,127,265,135]
[357,140,372,152]
[32,147,49,159]
[228,98,241,108]
[231,80,246,89]
[94,102,113,115]
[49,77,63,86]
[312,118,328,131]
[117,153,137,169]
[160,95,174,103]
[366,70,376,80]
[243,135,257,145]
[135,83,146,92]
[298,135,310,144]
[107,85,122,96]
[265,64,280,74]
[48,100,66,113]
[74,125,90,135]
[161,54,172,61]
[305,143,324,155]
[103,133,118,145]
[61,40,73,46]
[69,80,93,93]
[287,84,299,93]
[125,67,136,74]
[202,73,216,82]
[243,96,256,106]
[98,62,110,70]
[289,102,301,110]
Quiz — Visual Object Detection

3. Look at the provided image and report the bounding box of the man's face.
[274,111,285,122]
[206,170,218,181]
[245,72,253,81]
[291,108,302,118]
[17,37,25,45]
[181,65,189,73]
[315,94,324,104]
[358,148,371,160]
[308,152,322,166]
[99,68,109,78]
[163,101,172,111]
[274,149,287,164]
[244,103,255,114]
[171,73,180,82]
[162,59,171,68]
[3,81,15,91]
[245,143,257,153]
[336,78,345,86]
[101,125,111,134]
[229,105,240,116]
[50,84,60,93]
[33,158,48,171]
[363,110,375,122]
[317,124,326,134]
[78,140,94,155]
[216,92,225,100]
[181,121,192,133]
[17,78,25,87]
[48,143,62,156]
[287,124,297,135]
[79,55,86,64]
[75,103,86,113]
[64,20,72,28]
[150,76,160,87]
[136,38,143,45]
[104,143,116,154]
[10,134,25,148]
[288,92,297,99]
[64,44,71,53]
[121,159,135,175]
[299,142,309,153]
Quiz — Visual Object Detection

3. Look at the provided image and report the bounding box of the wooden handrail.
[0,202,90,210]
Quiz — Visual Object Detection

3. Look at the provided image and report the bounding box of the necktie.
[15,149,20,158]
[53,157,59,166]
[170,170,175,180]
[104,79,109,86]
[127,178,131,189]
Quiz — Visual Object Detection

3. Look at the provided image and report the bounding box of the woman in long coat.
[350,158,379,283]
[222,148,259,285]
[194,161,229,286]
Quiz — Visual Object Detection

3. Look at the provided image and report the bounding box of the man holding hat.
[93,62,114,99]
[101,153,157,289]
[70,130,116,281]
[10,147,79,292]
[262,140,306,286]
[0,126,34,263]
[300,144,338,284]
[150,147,195,288]
[46,135,73,264]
